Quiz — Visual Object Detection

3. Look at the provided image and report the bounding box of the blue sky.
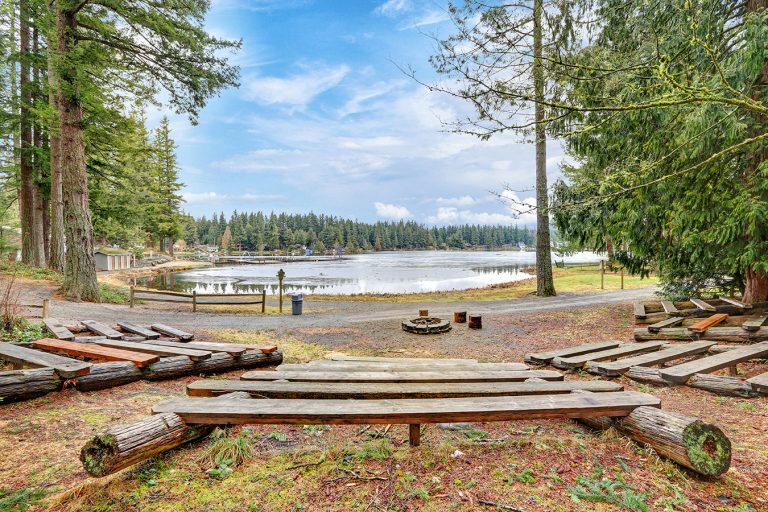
[147,0,564,225]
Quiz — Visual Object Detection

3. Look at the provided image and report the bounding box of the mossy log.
[141,351,282,380]
[81,391,251,477]
[0,368,62,403]
[687,374,759,398]
[625,366,672,386]
[75,362,143,392]
[579,406,731,476]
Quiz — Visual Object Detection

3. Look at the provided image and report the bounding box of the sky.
[147,0,565,225]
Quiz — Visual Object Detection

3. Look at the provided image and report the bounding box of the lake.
[138,250,603,295]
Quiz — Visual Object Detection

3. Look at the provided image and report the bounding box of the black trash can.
[291,293,303,315]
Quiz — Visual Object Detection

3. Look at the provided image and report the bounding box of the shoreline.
[97,260,213,288]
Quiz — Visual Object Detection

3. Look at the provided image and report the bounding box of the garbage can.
[291,293,303,315]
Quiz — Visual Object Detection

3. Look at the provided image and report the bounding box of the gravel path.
[22,282,658,330]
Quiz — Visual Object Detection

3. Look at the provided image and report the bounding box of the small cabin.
[95,250,133,271]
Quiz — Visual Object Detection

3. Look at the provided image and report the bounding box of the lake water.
[139,251,603,295]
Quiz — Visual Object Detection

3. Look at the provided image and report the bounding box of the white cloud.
[212,149,311,173]
[398,10,450,30]
[183,191,286,204]
[436,196,476,206]
[374,202,412,220]
[426,207,515,225]
[243,64,351,108]
[374,0,412,17]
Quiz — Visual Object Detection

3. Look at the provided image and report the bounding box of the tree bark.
[743,266,768,304]
[687,373,759,398]
[56,3,100,302]
[0,368,63,403]
[32,26,46,267]
[47,25,65,273]
[533,0,555,297]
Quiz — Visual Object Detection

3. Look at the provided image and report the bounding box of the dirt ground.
[1,300,766,512]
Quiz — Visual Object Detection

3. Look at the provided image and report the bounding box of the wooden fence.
[130,287,266,313]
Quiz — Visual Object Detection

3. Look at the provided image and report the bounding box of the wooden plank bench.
[741,314,768,332]
[94,340,211,361]
[690,298,716,312]
[0,341,91,378]
[287,361,530,372]
[552,342,666,370]
[633,303,647,320]
[187,379,624,399]
[648,316,684,333]
[661,301,679,315]
[240,369,563,383]
[182,341,277,354]
[524,341,621,364]
[43,319,75,341]
[150,324,194,341]
[687,313,728,333]
[586,341,716,377]
[145,340,246,356]
[660,342,768,384]
[82,320,124,340]
[747,372,768,394]
[330,355,477,364]
[718,297,750,309]
[152,392,661,446]
[116,322,160,339]
[32,339,159,367]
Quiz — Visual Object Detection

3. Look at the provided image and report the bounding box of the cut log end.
[681,420,732,477]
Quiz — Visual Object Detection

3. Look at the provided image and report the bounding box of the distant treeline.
[182,211,536,252]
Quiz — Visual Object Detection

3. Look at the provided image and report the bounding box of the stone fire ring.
[402,317,452,334]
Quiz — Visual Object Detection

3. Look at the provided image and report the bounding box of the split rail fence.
[130,286,266,313]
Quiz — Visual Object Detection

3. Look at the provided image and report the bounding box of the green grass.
[0,321,48,344]
[99,283,132,304]
[0,261,62,282]
[0,487,47,511]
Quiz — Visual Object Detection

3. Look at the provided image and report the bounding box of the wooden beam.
[648,317,684,333]
[32,338,159,367]
[689,298,716,312]
[186,379,625,399]
[586,341,716,377]
[718,297,750,309]
[43,318,75,341]
[634,326,768,342]
[633,303,647,320]
[741,314,768,332]
[94,340,211,361]
[746,372,768,394]
[116,322,160,339]
[146,340,246,356]
[285,361,530,372]
[0,342,91,378]
[152,391,661,425]
[329,355,478,364]
[524,341,621,364]
[687,314,728,333]
[150,324,194,341]
[661,301,679,314]
[239,369,564,383]
[82,320,124,340]
[409,424,421,447]
[552,342,666,370]
[659,342,768,384]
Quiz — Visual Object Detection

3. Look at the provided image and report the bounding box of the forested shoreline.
[183,212,537,253]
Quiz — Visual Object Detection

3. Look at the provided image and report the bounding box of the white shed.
[95,250,133,271]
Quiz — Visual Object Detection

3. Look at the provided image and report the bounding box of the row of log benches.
[0,320,282,403]
[81,356,733,480]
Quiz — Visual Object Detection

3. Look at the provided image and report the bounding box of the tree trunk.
[32,26,46,267]
[169,237,174,257]
[19,0,39,266]
[47,24,65,273]
[533,0,555,297]
[743,266,768,304]
[56,3,100,302]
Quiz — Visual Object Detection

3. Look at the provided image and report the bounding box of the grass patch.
[567,467,649,511]
[0,261,62,282]
[204,329,330,363]
[99,283,132,304]
[0,320,48,344]
[0,487,47,511]
[309,264,657,303]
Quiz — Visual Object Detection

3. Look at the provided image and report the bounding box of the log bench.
[240,369,564,383]
[0,341,91,378]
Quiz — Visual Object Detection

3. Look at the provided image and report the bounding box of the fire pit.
[402,317,452,334]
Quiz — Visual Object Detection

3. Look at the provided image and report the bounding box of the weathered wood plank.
[746,371,768,394]
[150,324,194,341]
[32,338,159,367]
[146,340,246,356]
[240,369,563,383]
[43,318,75,341]
[690,298,716,312]
[116,322,160,339]
[177,341,276,353]
[634,326,768,342]
[82,320,124,340]
[287,361,529,372]
[648,317,684,333]
[741,314,768,332]
[718,297,750,309]
[329,355,477,364]
[587,341,716,377]
[634,303,647,320]
[152,391,661,425]
[659,342,768,384]
[552,342,666,370]
[0,342,91,378]
[187,379,624,399]
[94,340,211,361]
[524,341,622,364]
[687,314,728,333]
[661,301,679,314]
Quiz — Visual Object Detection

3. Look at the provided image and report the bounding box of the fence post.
[130,286,135,308]
[42,299,49,319]
[261,290,266,313]
[600,260,605,290]
[192,290,197,313]
[621,268,624,290]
